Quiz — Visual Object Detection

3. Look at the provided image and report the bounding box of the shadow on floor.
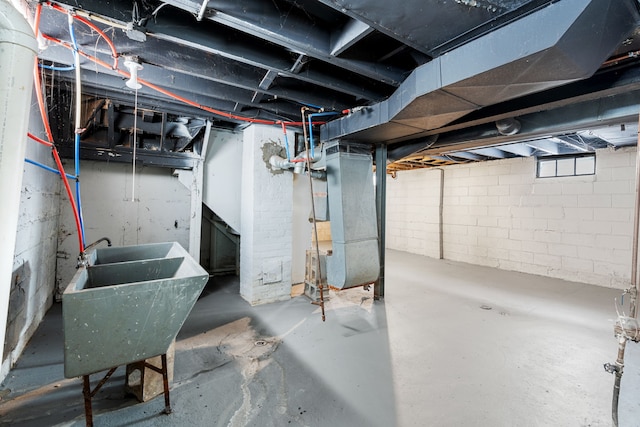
[3,250,640,426]
[0,274,397,427]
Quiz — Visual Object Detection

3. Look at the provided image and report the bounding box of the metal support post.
[374,144,387,299]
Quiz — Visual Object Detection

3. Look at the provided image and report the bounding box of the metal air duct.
[324,142,379,289]
[322,0,640,144]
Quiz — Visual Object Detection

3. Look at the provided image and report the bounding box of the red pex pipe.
[41,27,331,128]
[47,2,118,70]
[33,3,85,252]
[27,132,53,147]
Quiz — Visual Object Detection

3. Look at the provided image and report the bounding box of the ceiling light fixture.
[124,57,143,90]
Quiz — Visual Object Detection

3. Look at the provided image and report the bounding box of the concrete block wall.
[57,161,193,291]
[386,168,442,258]
[386,147,636,289]
[240,125,294,305]
[2,114,61,380]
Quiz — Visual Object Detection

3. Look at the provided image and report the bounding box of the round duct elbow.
[269,155,290,170]
[496,118,521,136]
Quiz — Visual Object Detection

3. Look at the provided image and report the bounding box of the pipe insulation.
[0,0,38,371]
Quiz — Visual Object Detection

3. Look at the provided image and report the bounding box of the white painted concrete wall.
[56,161,192,290]
[387,168,442,258]
[292,174,313,285]
[386,147,636,289]
[240,125,294,304]
[205,126,310,286]
[203,129,243,232]
[1,108,61,381]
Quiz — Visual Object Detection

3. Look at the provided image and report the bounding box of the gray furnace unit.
[324,141,380,289]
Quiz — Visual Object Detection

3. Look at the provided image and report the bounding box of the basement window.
[537,153,595,178]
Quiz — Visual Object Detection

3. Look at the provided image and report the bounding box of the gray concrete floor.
[1,249,639,426]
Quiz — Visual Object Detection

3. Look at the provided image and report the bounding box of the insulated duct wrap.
[324,142,379,289]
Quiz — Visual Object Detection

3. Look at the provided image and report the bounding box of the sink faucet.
[77,237,112,268]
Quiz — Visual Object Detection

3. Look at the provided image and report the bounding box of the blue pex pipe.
[74,133,86,245]
[39,64,75,72]
[25,158,77,180]
[68,14,79,52]
[69,19,86,246]
[307,111,340,159]
[282,123,292,161]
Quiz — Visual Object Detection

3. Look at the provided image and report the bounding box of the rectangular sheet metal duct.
[324,142,379,289]
[322,0,640,143]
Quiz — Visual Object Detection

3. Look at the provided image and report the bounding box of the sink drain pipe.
[0,0,38,376]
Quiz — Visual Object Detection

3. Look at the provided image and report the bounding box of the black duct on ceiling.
[321,0,640,145]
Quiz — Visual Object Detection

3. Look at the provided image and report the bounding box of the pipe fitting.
[604,362,620,374]
[77,237,112,268]
[496,118,521,136]
[269,155,292,170]
[270,150,324,175]
[293,160,306,174]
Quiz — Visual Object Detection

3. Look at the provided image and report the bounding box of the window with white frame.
[536,153,595,178]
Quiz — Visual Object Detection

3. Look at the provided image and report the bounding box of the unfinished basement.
[1,0,640,426]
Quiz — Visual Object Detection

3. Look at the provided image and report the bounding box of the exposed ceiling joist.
[330,18,373,56]
[252,70,279,103]
[173,0,405,85]
[497,143,535,157]
[28,0,640,170]
[469,147,514,159]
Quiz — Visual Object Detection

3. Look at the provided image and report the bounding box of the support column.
[374,144,387,299]
[240,124,293,305]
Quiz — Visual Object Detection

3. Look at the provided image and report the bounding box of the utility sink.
[62,242,209,378]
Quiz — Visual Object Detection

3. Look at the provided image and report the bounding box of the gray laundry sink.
[62,242,209,378]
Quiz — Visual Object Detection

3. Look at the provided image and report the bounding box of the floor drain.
[480,304,493,310]
[255,340,267,346]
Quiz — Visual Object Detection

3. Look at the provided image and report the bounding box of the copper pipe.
[611,337,627,427]
[601,50,640,68]
[301,107,326,321]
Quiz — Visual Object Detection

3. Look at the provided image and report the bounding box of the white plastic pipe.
[0,0,37,375]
